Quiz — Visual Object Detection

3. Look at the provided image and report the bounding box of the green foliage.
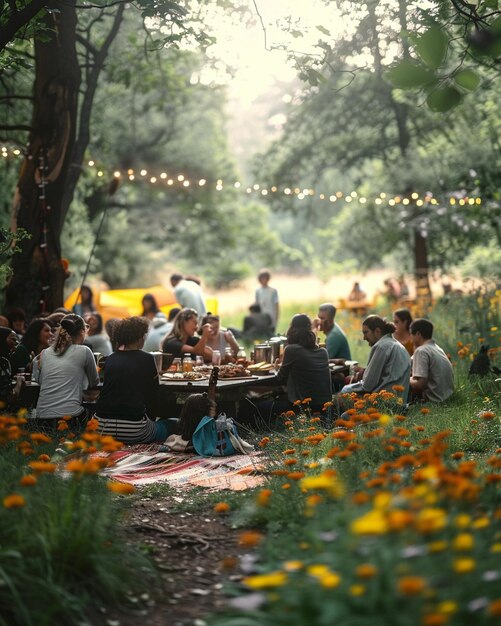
[414,24,448,69]
[385,60,436,89]
[426,85,462,112]
[0,428,155,625]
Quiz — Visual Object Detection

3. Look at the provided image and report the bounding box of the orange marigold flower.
[19,474,37,487]
[283,449,296,455]
[57,420,69,431]
[3,493,26,509]
[351,491,370,504]
[415,425,425,432]
[271,469,288,476]
[256,488,272,506]
[38,454,50,462]
[306,494,323,506]
[284,458,297,466]
[356,563,378,579]
[397,576,426,596]
[293,400,301,406]
[326,446,340,458]
[487,600,501,617]
[337,450,352,459]
[301,397,312,404]
[258,437,270,448]
[452,451,464,460]
[30,432,52,444]
[480,411,495,420]
[420,408,430,415]
[392,385,405,392]
[322,401,333,409]
[291,438,305,444]
[28,461,56,473]
[238,530,263,547]
[335,419,355,429]
[214,502,230,513]
[422,614,448,626]
[310,417,321,423]
[107,482,135,495]
[287,472,305,481]
[281,483,291,489]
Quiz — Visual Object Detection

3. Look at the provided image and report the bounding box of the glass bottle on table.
[212,350,221,366]
[237,346,247,363]
[183,353,193,372]
[171,357,182,372]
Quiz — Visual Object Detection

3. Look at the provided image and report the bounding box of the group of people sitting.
[0,286,455,452]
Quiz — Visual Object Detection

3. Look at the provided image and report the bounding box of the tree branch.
[0,0,47,52]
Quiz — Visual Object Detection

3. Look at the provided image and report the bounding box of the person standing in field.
[170,274,207,318]
[255,269,279,333]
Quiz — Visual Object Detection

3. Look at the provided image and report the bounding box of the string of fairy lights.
[1,144,483,207]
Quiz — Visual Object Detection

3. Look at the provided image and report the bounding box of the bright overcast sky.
[198,0,344,103]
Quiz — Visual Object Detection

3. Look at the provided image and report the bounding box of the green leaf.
[426,86,462,112]
[415,25,448,69]
[454,69,481,91]
[385,60,435,89]
[316,25,331,36]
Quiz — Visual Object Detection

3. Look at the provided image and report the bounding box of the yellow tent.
[64,285,218,323]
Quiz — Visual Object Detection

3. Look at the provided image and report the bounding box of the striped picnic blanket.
[98,444,266,490]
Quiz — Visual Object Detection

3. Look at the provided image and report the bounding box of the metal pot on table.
[253,343,272,364]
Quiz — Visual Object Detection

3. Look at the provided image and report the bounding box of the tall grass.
[0,418,155,625]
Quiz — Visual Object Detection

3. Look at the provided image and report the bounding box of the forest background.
[1,0,501,318]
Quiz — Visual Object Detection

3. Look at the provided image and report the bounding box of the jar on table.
[212,350,221,366]
[171,357,182,372]
[183,354,193,372]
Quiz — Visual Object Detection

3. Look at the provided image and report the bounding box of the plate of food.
[161,372,208,381]
[217,364,255,379]
[248,362,275,375]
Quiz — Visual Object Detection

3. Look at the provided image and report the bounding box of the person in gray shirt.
[341,315,411,402]
[409,318,454,403]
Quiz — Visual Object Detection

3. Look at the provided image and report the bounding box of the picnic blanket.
[96,444,266,491]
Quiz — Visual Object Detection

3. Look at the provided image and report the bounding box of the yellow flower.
[453,558,475,574]
[428,540,448,553]
[471,516,489,529]
[107,482,135,495]
[351,510,388,535]
[300,473,344,498]
[3,493,26,509]
[349,584,365,596]
[243,571,287,589]
[373,492,392,510]
[491,543,501,553]
[454,514,470,529]
[320,572,341,589]
[438,601,458,615]
[414,508,447,534]
[283,560,303,572]
[452,533,474,551]
[379,413,392,425]
[307,564,330,578]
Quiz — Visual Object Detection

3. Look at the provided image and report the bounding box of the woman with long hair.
[162,308,212,361]
[94,316,167,444]
[141,293,160,320]
[73,285,95,317]
[392,308,414,356]
[84,312,112,356]
[32,314,99,432]
[10,318,53,374]
[274,313,332,411]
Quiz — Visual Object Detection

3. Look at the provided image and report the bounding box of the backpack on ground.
[192,413,253,457]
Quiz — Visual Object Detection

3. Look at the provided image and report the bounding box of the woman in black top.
[10,319,53,374]
[162,308,212,361]
[276,314,332,411]
[95,316,168,444]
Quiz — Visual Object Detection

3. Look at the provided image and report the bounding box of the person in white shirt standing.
[170,274,207,318]
[409,318,454,403]
[255,269,279,333]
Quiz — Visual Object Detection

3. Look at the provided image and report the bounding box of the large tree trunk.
[414,229,432,310]
[6,1,80,318]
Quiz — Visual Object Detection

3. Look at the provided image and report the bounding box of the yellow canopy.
[64,285,218,323]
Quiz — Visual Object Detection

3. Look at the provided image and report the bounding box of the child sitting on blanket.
[164,393,216,452]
